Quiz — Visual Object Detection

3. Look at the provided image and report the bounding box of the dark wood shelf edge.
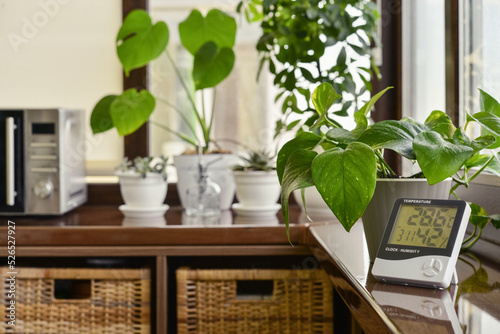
[305,226,400,334]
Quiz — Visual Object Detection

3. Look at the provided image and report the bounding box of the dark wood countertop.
[0,205,306,247]
[2,205,499,333]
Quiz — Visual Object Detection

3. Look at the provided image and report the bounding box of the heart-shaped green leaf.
[276,132,322,183]
[110,88,155,136]
[310,83,341,129]
[358,120,426,160]
[491,214,500,229]
[470,135,496,153]
[452,128,472,147]
[90,95,118,134]
[469,203,489,229]
[479,89,500,116]
[193,42,235,90]
[468,111,500,149]
[280,149,318,242]
[425,110,456,138]
[179,9,236,56]
[311,82,341,116]
[353,111,368,131]
[311,142,377,231]
[413,131,474,184]
[465,153,500,176]
[116,10,169,76]
[326,128,358,144]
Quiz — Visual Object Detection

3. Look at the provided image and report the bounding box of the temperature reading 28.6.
[388,204,458,249]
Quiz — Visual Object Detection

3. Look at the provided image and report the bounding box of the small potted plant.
[90,9,239,210]
[278,82,500,260]
[231,147,281,217]
[116,156,169,218]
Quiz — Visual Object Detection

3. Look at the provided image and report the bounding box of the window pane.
[402,0,446,122]
[462,0,500,120]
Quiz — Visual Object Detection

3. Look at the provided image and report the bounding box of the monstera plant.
[90,9,237,152]
[278,82,500,248]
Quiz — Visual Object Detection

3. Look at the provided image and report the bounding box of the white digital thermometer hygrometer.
[372,198,471,289]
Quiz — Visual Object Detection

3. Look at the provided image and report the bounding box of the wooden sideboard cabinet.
[2,204,500,334]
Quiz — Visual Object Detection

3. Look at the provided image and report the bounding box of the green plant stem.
[200,89,210,150]
[156,97,198,140]
[450,155,495,194]
[201,89,207,127]
[375,150,396,177]
[207,88,217,147]
[326,117,343,129]
[149,120,198,147]
[461,226,482,251]
[164,49,205,143]
[462,225,477,245]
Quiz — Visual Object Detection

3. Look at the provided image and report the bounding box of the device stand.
[451,269,459,285]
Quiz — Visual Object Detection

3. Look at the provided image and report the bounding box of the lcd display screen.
[388,204,458,249]
[32,123,55,134]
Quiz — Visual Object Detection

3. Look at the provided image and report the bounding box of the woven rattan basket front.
[177,268,333,334]
[0,267,150,334]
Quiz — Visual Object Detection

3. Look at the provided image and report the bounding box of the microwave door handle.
[6,117,16,206]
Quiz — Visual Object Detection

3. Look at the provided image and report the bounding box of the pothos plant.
[90,9,237,152]
[278,82,500,248]
[238,0,380,137]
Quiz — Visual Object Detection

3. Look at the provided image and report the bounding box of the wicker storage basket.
[0,267,150,334]
[177,268,333,334]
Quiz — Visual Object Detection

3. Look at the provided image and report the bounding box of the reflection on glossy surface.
[122,217,167,227]
[310,222,370,282]
[233,215,279,225]
[181,210,232,226]
[457,253,500,334]
[231,203,281,218]
[298,211,337,224]
[119,204,169,220]
[372,283,462,333]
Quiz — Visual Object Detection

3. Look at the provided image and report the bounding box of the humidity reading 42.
[388,205,457,249]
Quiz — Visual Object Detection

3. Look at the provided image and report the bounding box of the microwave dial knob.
[34,180,53,199]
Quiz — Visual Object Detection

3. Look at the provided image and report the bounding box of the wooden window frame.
[372,0,460,175]
[90,0,460,205]
[87,0,150,205]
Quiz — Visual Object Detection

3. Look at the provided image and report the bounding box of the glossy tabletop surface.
[0,205,306,246]
[308,221,500,334]
[2,205,499,333]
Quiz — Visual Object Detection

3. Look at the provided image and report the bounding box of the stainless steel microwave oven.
[0,109,87,215]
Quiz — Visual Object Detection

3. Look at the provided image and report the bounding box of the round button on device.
[34,180,54,199]
[423,258,443,277]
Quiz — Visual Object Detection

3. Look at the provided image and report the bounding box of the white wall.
[0,0,123,174]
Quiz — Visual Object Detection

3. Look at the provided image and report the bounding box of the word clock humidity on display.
[372,198,471,289]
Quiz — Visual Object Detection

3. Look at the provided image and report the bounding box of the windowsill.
[86,176,119,184]
[470,172,500,187]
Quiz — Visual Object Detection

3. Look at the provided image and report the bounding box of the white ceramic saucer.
[231,203,281,218]
[119,204,169,219]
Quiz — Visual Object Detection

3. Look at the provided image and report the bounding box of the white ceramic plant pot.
[361,178,452,262]
[174,154,238,210]
[293,187,335,220]
[233,170,281,207]
[117,172,168,208]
